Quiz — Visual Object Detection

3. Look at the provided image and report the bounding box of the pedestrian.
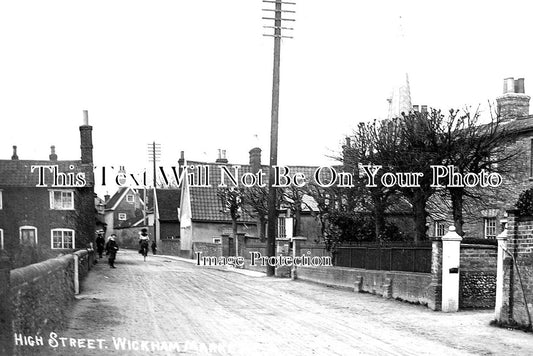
[95,233,105,259]
[105,234,119,268]
[138,228,149,254]
[151,240,157,255]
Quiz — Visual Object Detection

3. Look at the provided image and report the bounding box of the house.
[420,77,533,240]
[456,77,533,239]
[0,111,95,268]
[103,186,153,247]
[176,149,323,259]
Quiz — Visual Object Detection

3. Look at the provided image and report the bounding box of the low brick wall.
[9,250,95,346]
[295,266,436,307]
[193,242,222,257]
[459,244,497,309]
[159,239,181,256]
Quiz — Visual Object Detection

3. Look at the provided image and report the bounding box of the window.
[20,226,37,245]
[435,221,446,238]
[51,229,75,249]
[118,213,127,221]
[277,217,286,238]
[212,237,222,244]
[485,218,497,239]
[126,194,134,203]
[0,229,3,250]
[49,190,74,210]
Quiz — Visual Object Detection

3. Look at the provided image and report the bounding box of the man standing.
[105,234,119,268]
[95,233,105,259]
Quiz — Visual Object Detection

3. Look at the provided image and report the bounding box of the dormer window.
[49,190,74,210]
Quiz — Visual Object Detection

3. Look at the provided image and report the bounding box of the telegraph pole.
[262,0,295,276]
[146,142,161,225]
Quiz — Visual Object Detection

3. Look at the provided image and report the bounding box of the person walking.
[151,240,157,255]
[95,233,105,259]
[105,234,119,268]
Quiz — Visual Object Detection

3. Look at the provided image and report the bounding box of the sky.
[1,1,533,196]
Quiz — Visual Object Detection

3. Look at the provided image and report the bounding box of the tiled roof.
[501,115,533,134]
[187,161,256,223]
[156,189,180,221]
[105,187,128,210]
[0,159,92,188]
[185,160,323,222]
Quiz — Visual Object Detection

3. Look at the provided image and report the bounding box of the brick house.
[103,186,153,247]
[0,111,95,268]
[429,77,533,239]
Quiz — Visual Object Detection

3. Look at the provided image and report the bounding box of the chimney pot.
[215,149,228,164]
[49,145,58,161]
[345,137,351,148]
[11,145,18,160]
[516,78,525,93]
[504,77,515,94]
[83,110,89,125]
[249,147,262,173]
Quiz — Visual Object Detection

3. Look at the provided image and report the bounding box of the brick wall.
[9,249,95,351]
[459,244,497,309]
[498,212,533,327]
[192,242,222,258]
[159,238,181,256]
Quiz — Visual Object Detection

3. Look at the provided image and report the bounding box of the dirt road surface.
[17,250,533,356]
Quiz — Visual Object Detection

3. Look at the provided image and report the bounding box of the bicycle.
[140,240,149,262]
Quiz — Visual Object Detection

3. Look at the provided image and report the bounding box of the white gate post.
[441,226,462,312]
[495,228,508,320]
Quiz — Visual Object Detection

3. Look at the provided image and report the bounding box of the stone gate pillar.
[0,252,12,355]
[441,226,462,312]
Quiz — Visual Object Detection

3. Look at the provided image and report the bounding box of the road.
[17,250,533,356]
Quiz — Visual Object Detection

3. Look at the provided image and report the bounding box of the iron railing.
[334,241,432,273]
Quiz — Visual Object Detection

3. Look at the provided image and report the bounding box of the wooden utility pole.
[262,0,295,276]
[146,142,161,225]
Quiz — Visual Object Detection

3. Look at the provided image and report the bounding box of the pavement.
[14,249,533,356]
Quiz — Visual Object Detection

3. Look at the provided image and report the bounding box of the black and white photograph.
[2,0,533,355]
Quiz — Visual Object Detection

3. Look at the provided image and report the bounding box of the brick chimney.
[49,145,57,161]
[80,110,93,164]
[104,194,110,203]
[496,77,530,120]
[11,145,18,160]
[215,149,228,164]
[249,147,261,173]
